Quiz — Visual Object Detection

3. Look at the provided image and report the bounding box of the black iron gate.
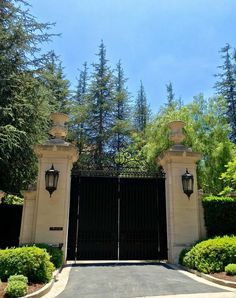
[0,204,23,249]
[67,170,167,260]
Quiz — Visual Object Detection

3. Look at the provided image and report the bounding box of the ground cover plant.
[180,236,236,273]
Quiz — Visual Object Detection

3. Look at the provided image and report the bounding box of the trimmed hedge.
[0,246,54,283]
[180,236,236,273]
[8,275,28,283]
[202,196,236,237]
[5,280,27,298]
[34,244,63,268]
[225,264,236,276]
[5,275,28,298]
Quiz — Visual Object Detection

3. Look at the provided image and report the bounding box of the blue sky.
[31,0,236,113]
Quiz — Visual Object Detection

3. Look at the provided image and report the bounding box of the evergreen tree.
[215,44,236,142]
[166,82,176,109]
[0,0,55,193]
[39,51,70,113]
[85,41,115,164]
[71,62,89,154]
[134,81,150,132]
[111,60,131,153]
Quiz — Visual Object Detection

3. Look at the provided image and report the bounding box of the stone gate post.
[20,113,78,259]
[158,121,202,263]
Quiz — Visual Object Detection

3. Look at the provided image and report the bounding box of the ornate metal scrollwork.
[72,149,165,178]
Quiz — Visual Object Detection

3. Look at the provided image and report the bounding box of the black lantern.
[45,164,59,197]
[182,169,194,199]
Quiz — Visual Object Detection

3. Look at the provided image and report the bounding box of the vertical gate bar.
[74,176,81,261]
[156,178,161,255]
[117,176,120,260]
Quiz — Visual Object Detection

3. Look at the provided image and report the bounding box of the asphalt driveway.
[56,262,232,298]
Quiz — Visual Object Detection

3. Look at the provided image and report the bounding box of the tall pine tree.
[166,82,175,109]
[39,51,70,113]
[134,81,150,132]
[215,44,236,142]
[86,41,114,165]
[71,62,89,154]
[111,60,131,153]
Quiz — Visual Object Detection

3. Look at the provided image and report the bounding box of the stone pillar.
[19,188,37,244]
[20,113,78,260]
[158,121,202,263]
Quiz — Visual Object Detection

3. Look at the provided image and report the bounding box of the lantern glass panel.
[182,169,194,198]
[45,164,59,197]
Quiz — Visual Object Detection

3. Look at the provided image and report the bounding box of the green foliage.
[0,0,57,193]
[1,194,23,205]
[134,81,150,132]
[39,51,71,114]
[178,247,192,265]
[110,60,132,152]
[84,41,115,159]
[8,275,28,284]
[145,94,234,193]
[0,246,54,283]
[215,43,236,142]
[69,62,89,154]
[220,157,236,195]
[202,196,236,237]
[5,280,27,298]
[34,244,63,268]
[181,236,236,273]
[225,264,236,275]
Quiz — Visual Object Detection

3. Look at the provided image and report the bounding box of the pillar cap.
[158,149,202,166]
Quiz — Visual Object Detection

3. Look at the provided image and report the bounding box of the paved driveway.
[56,262,234,298]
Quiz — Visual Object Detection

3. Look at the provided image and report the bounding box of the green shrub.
[225,264,236,275]
[34,244,63,268]
[179,247,191,265]
[5,280,27,298]
[202,196,236,237]
[0,246,54,283]
[1,194,24,205]
[8,274,28,283]
[181,236,236,273]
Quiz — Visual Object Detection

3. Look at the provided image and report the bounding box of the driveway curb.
[177,264,236,289]
[23,269,60,298]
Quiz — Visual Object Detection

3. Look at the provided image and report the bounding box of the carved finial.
[168,120,185,145]
[49,112,69,139]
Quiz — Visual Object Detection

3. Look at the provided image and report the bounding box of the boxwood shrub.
[180,236,236,273]
[5,280,27,298]
[225,264,236,276]
[202,196,236,237]
[34,243,63,268]
[0,246,54,283]
[8,275,28,283]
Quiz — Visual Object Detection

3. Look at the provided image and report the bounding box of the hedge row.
[180,236,236,273]
[202,195,236,237]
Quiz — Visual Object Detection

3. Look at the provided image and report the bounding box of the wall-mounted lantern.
[45,164,59,197]
[182,169,194,199]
